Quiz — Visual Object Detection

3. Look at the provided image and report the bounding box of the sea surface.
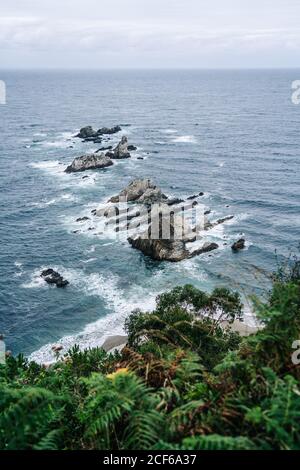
[0,69,299,362]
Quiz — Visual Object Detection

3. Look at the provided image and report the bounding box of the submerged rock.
[76,216,90,222]
[231,238,246,251]
[65,154,113,173]
[41,269,69,288]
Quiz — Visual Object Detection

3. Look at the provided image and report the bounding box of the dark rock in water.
[231,238,245,252]
[110,136,131,159]
[127,144,137,151]
[91,209,97,215]
[187,192,204,200]
[76,126,97,139]
[97,125,121,135]
[190,242,219,257]
[204,209,211,215]
[167,197,184,206]
[95,146,112,153]
[76,216,90,222]
[88,227,95,231]
[82,175,89,179]
[65,154,113,173]
[137,156,144,160]
[41,269,69,288]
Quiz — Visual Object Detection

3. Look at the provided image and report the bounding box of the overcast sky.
[0,0,300,68]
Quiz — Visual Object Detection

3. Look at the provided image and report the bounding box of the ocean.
[0,69,299,362]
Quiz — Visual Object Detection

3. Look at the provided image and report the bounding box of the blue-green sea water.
[0,70,299,361]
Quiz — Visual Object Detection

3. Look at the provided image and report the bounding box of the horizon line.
[1,66,300,72]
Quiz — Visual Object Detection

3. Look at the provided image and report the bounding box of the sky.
[0,0,300,69]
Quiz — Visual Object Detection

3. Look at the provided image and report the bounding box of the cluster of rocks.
[40,269,69,288]
[88,178,237,262]
[65,135,135,173]
[76,125,122,143]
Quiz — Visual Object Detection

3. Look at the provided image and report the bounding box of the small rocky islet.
[40,269,69,288]
[62,124,246,265]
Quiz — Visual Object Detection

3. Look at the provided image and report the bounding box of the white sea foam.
[21,269,48,289]
[28,267,158,364]
[29,193,77,209]
[172,135,197,144]
[161,129,178,134]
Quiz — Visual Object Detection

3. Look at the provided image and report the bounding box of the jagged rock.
[190,242,219,257]
[205,215,234,230]
[128,145,137,151]
[128,214,200,262]
[128,236,190,262]
[110,136,131,159]
[97,125,121,135]
[231,238,245,252]
[109,179,166,203]
[41,269,69,288]
[65,154,113,173]
[76,126,97,139]
[137,187,168,205]
[76,216,90,222]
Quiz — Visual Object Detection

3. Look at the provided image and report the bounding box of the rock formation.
[41,269,69,288]
[107,136,131,159]
[65,154,113,173]
[232,238,246,251]
[108,179,167,204]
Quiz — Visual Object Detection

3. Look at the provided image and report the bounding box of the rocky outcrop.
[190,242,219,257]
[128,237,190,262]
[41,269,69,288]
[65,154,113,173]
[76,126,97,139]
[76,216,90,222]
[128,211,219,262]
[231,238,245,251]
[75,125,121,142]
[108,179,167,204]
[107,136,131,159]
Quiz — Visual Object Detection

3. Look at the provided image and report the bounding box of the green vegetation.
[0,256,299,450]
